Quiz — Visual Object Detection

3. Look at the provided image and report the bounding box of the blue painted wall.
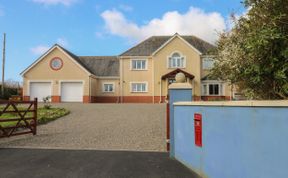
[169,89,192,157]
[173,105,288,178]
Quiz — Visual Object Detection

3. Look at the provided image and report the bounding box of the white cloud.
[100,7,226,44]
[31,37,69,55]
[30,45,50,55]
[57,37,68,47]
[31,0,78,6]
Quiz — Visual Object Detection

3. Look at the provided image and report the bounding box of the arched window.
[168,52,185,68]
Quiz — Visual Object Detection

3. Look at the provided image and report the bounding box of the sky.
[0,0,245,82]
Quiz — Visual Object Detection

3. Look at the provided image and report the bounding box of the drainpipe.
[89,76,91,103]
[152,57,155,103]
[120,57,124,103]
[230,83,233,101]
[159,78,162,103]
[192,79,195,100]
[118,81,120,103]
[117,56,121,103]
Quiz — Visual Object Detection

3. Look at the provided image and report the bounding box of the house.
[21,33,233,103]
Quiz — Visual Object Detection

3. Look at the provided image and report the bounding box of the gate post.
[168,73,192,158]
[33,98,38,135]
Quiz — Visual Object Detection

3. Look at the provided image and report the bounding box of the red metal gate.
[0,98,37,138]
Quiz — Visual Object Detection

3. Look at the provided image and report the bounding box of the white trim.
[152,34,202,56]
[95,76,120,79]
[102,82,115,93]
[174,100,288,107]
[130,58,148,71]
[58,80,85,97]
[27,80,53,96]
[202,80,224,83]
[20,45,91,76]
[166,51,186,69]
[89,74,98,79]
[130,81,148,93]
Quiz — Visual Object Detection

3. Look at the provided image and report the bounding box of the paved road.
[0,103,166,151]
[0,148,201,178]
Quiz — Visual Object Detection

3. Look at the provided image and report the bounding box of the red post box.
[194,113,202,147]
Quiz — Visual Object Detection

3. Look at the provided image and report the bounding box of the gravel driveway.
[0,103,166,152]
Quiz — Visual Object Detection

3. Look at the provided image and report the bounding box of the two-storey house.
[21,33,232,103]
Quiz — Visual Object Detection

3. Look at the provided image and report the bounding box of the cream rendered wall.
[90,77,98,96]
[120,57,153,96]
[201,69,210,79]
[23,48,90,96]
[153,37,202,97]
[96,78,120,96]
[224,82,232,97]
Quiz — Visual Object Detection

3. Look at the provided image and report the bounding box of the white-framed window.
[202,82,223,96]
[168,52,186,68]
[202,57,215,70]
[103,83,114,92]
[131,59,147,70]
[130,82,148,92]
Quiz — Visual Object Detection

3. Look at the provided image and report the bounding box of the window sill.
[168,67,186,69]
[131,69,148,71]
[202,95,224,96]
[131,91,148,93]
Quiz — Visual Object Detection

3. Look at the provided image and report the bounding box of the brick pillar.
[83,96,91,103]
[51,96,61,103]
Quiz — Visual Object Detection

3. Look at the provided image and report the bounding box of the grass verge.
[0,107,70,127]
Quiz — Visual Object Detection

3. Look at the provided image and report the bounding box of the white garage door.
[30,82,52,102]
[61,82,83,102]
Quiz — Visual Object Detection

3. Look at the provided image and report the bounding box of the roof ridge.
[146,35,215,47]
[120,34,216,56]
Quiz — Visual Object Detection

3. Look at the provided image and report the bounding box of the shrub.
[43,96,52,109]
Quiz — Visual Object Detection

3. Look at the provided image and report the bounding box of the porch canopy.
[161,68,195,80]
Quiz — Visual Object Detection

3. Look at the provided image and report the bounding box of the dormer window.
[168,52,185,68]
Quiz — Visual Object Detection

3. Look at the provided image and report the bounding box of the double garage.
[29,81,84,102]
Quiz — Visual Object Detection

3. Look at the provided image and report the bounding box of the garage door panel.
[30,82,52,102]
[61,82,83,102]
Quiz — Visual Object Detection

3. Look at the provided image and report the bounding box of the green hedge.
[0,87,19,100]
